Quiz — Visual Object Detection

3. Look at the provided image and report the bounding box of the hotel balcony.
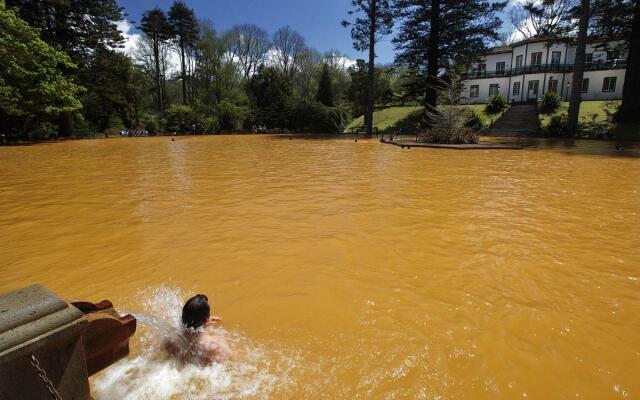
[464,60,627,79]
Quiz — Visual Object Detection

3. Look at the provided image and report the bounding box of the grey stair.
[488,105,540,137]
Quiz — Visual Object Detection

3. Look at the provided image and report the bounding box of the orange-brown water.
[1,136,639,399]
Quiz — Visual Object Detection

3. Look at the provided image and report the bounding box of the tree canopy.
[0,0,83,135]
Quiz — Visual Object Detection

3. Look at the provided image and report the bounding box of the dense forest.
[0,0,637,140]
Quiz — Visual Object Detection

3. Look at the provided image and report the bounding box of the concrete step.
[488,105,540,137]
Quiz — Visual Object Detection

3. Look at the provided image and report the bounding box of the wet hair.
[182,294,210,329]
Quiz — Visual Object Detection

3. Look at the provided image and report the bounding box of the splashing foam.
[91,285,294,400]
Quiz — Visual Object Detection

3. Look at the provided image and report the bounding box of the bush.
[538,92,561,114]
[485,95,507,115]
[545,115,568,137]
[289,101,350,133]
[416,127,480,144]
[217,100,246,133]
[465,110,485,131]
[165,104,201,134]
[140,113,161,135]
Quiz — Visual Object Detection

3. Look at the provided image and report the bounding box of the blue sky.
[118,0,516,65]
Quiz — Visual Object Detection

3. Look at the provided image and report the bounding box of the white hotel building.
[461,36,627,104]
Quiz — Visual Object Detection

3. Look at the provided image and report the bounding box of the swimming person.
[165,294,235,365]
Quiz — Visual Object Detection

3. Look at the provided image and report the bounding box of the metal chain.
[29,354,63,400]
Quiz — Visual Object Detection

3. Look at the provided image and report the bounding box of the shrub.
[416,127,480,144]
[217,100,246,133]
[140,113,161,135]
[165,104,201,134]
[545,115,568,137]
[465,110,485,131]
[538,92,561,114]
[289,101,350,133]
[485,95,507,115]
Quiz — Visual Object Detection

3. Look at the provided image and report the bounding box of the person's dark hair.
[182,294,210,329]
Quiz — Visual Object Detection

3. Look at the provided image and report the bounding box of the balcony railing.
[464,60,627,79]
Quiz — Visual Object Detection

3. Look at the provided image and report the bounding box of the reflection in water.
[0,136,639,399]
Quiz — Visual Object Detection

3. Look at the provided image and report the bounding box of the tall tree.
[247,65,293,128]
[272,26,306,77]
[0,0,83,135]
[316,63,334,106]
[567,0,590,136]
[194,22,242,107]
[394,0,505,127]
[613,0,639,123]
[229,23,270,79]
[168,1,199,105]
[139,8,172,113]
[509,0,574,39]
[6,0,125,135]
[347,59,394,117]
[342,0,394,135]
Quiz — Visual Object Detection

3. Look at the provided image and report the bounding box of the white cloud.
[116,20,142,56]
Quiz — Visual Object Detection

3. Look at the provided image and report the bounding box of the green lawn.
[539,100,618,128]
[345,105,503,135]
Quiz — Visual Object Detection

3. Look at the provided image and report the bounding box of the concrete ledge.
[383,140,523,150]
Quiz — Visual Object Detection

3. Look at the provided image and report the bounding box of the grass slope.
[346,105,501,135]
[538,100,640,138]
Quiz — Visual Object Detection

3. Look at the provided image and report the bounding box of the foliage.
[290,101,350,133]
[139,7,173,113]
[485,95,508,115]
[538,91,561,114]
[168,0,199,105]
[0,2,83,134]
[81,49,148,132]
[342,0,394,135]
[416,128,480,144]
[316,64,334,107]
[465,110,486,131]
[247,65,293,128]
[348,60,394,117]
[6,0,125,136]
[229,24,270,79]
[216,100,247,132]
[165,104,200,134]
[509,0,574,39]
[393,0,506,118]
[545,115,568,137]
[271,26,306,77]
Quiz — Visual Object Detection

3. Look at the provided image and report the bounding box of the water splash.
[91,285,294,400]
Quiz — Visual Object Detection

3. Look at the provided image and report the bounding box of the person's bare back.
[165,295,235,366]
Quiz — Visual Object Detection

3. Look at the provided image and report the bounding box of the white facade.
[461,38,627,104]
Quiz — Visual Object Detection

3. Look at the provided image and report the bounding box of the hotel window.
[602,77,617,92]
[496,62,505,75]
[470,85,479,98]
[515,55,523,68]
[513,82,521,96]
[606,50,618,62]
[531,52,542,67]
[489,84,499,96]
[581,78,589,93]
[551,51,561,65]
[548,78,558,93]
[585,53,593,64]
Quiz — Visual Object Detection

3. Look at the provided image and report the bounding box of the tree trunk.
[617,0,639,123]
[423,0,441,128]
[180,36,187,105]
[153,34,163,113]
[57,112,73,138]
[365,0,377,136]
[567,0,590,136]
